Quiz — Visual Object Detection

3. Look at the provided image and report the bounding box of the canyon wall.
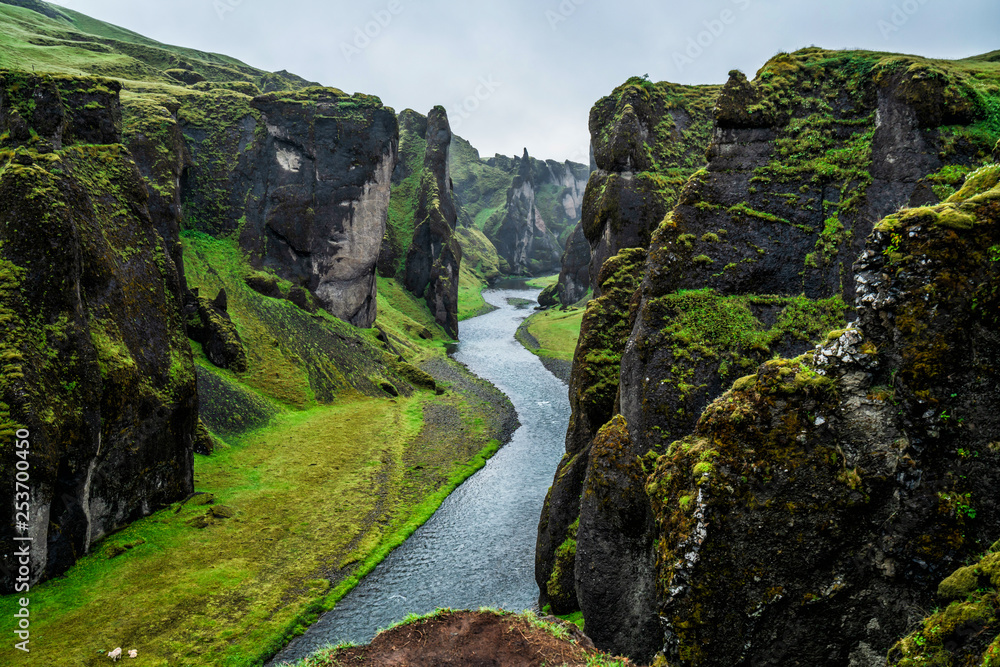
[0,72,197,589]
[539,50,1000,662]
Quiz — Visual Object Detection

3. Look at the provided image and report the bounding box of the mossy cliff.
[449,139,590,278]
[0,71,196,589]
[535,246,646,615]
[535,75,720,634]
[539,48,1000,662]
[648,165,1000,665]
[557,221,593,304]
[582,76,721,297]
[178,86,397,328]
[0,0,397,329]
[403,106,461,339]
[486,148,590,277]
[888,541,1000,666]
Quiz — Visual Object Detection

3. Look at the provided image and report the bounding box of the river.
[268,285,571,665]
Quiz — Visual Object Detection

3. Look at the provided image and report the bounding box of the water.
[268,287,571,664]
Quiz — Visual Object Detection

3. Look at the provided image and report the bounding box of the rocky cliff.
[1,0,390,329]
[0,71,197,589]
[648,163,1000,665]
[403,106,461,339]
[178,87,397,329]
[539,49,1000,662]
[482,149,590,276]
[556,222,592,304]
[536,76,719,630]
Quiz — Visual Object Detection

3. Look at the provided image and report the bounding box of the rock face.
[490,149,568,276]
[178,87,398,328]
[538,49,1000,662]
[582,77,721,297]
[403,106,461,339]
[556,222,591,304]
[0,71,197,590]
[648,166,1000,665]
[535,75,720,635]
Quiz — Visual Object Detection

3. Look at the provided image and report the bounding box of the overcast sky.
[54,0,1000,164]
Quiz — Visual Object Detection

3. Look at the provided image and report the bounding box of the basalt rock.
[186,291,248,373]
[488,148,563,275]
[540,49,1000,662]
[0,72,196,591]
[535,75,719,630]
[403,106,461,338]
[535,247,646,616]
[648,164,1000,665]
[179,86,397,328]
[583,77,720,297]
[556,222,591,305]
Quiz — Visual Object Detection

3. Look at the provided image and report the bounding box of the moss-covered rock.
[403,106,461,339]
[187,291,248,372]
[489,148,566,276]
[584,77,721,292]
[535,246,646,617]
[177,86,398,328]
[890,551,1000,666]
[556,222,591,305]
[648,162,1000,665]
[560,48,1000,661]
[0,72,196,590]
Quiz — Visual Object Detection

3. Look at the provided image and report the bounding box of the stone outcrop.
[0,71,197,590]
[450,145,589,278]
[648,165,1000,665]
[582,77,721,296]
[403,106,461,339]
[556,222,591,304]
[177,87,397,328]
[186,289,248,372]
[538,50,1000,662]
[535,75,720,635]
[489,149,565,275]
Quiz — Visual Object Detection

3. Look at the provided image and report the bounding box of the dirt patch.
[307,610,635,666]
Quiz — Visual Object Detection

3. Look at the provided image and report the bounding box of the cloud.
[55,0,1000,161]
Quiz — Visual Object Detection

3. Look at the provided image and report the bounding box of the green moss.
[889,552,1000,666]
[546,517,579,603]
[574,248,648,427]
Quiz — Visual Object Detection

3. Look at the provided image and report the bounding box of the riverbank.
[0,235,516,667]
[267,287,572,665]
[0,358,512,667]
[514,306,585,383]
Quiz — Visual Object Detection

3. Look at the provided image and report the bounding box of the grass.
[525,273,559,289]
[516,307,585,362]
[0,388,501,666]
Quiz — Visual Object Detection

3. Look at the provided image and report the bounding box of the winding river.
[269,285,571,665]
